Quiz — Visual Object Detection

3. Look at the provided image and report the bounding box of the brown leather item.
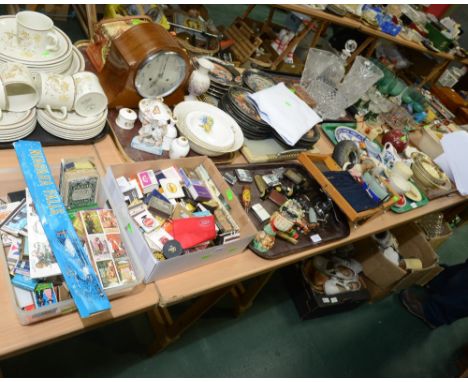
[98,22,191,108]
[268,189,288,206]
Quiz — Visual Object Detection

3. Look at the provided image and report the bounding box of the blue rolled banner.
[14,140,110,318]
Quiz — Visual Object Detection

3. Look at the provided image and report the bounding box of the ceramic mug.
[388,174,411,195]
[378,142,401,168]
[116,108,137,130]
[362,172,389,201]
[33,72,74,120]
[72,72,108,117]
[392,161,413,180]
[0,62,38,112]
[16,11,60,53]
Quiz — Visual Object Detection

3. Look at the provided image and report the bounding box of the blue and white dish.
[335,126,367,143]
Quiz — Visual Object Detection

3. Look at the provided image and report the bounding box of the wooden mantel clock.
[98,22,191,108]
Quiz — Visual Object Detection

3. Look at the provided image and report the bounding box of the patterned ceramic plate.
[243,70,276,92]
[334,126,367,143]
[229,87,263,122]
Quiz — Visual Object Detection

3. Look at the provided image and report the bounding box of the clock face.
[134,51,187,98]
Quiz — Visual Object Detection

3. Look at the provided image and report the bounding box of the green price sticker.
[42,50,50,57]
[226,189,233,201]
[126,223,133,233]
[131,19,142,25]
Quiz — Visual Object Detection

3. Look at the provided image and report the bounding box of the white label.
[331,297,338,303]
[310,234,322,243]
[322,297,330,303]
[411,202,418,209]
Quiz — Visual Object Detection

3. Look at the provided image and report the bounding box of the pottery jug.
[169,137,190,159]
[188,58,213,98]
[382,129,407,153]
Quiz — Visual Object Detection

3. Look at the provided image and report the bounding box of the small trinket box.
[137,170,159,194]
[160,178,185,199]
[262,173,281,187]
[251,203,270,223]
[223,171,237,186]
[235,168,253,183]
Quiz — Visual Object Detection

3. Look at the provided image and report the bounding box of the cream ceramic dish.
[185,110,234,150]
[174,101,244,156]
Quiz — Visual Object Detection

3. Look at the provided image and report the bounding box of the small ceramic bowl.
[389,175,411,195]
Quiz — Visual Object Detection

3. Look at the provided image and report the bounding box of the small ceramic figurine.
[162,118,178,151]
[251,224,277,253]
[130,123,164,155]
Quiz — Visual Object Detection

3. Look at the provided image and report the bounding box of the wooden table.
[0,134,466,361]
[146,135,467,354]
[0,136,159,361]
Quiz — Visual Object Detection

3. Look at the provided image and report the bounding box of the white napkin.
[440,131,468,195]
[248,82,322,146]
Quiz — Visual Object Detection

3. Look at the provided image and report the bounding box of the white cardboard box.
[103,156,258,282]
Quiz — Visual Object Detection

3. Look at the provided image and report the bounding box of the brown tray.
[218,162,350,260]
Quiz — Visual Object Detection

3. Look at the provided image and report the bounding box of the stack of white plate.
[0,16,84,75]
[0,108,36,142]
[37,109,107,141]
[173,101,244,157]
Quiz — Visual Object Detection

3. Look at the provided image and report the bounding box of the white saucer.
[38,109,107,129]
[61,46,85,75]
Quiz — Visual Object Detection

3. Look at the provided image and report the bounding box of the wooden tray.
[218,162,350,260]
[298,152,397,223]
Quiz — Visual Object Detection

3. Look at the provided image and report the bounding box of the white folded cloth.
[248,82,322,146]
[439,131,468,195]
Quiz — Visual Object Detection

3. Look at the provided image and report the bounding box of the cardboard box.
[283,264,369,320]
[364,277,392,303]
[103,156,257,282]
[353,223,443,292]
[0,166,144,325]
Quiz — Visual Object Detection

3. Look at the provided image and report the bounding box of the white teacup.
[72,72,108,117]
[388,174,411,195]
[34,72,74,120]
[16,11,60,53]
[393,161,413,180]
[0,62,38,112]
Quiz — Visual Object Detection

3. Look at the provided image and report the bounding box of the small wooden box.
[298,152,397,223]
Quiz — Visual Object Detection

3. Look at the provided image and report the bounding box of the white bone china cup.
[16,11,60,53]
[72,71,108,117]
[33,72,74,120]
[0,62,38,112]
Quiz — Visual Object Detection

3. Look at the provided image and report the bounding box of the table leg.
[419,59,450,88]
[230,271,274,317]
[85,4,98,40]
[241,5,256,20]
[147,286,231,355]
[271,22,315,70]
[310,20,330,48]
[347,36,376,66]
[365,38,379,58]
